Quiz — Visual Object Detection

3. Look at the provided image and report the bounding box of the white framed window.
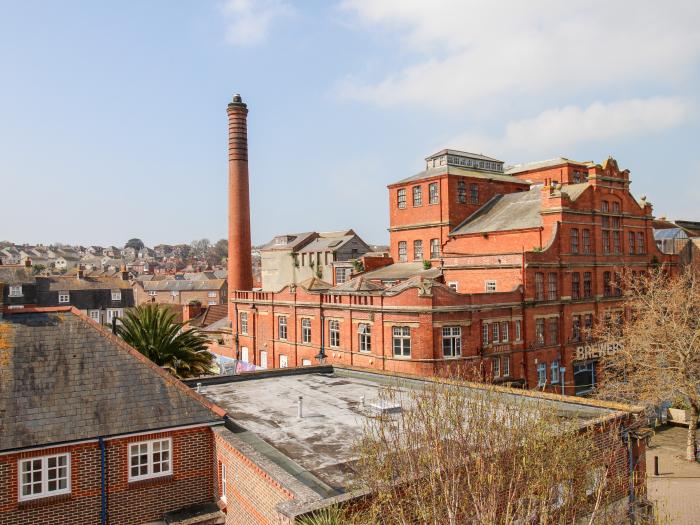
[500,321,509,342]
[428,182,439,204]
[260,350,268,369]
[492,323,500,343]
[485,280,496,293]
[392,326,411,357]
[336,267,350,284]
[148,290,157,296]
[514,320,522,341]
[241,347,249,363]
[398,241,407,262]
[358,323,371,352]
[58,292,70,304]
[239,312,248,335]
[413,240,423,261]
[397,188,406,209]
[106,308,122,323]
[329,319,340,347]
[442,326,461,358]
[111,290,122,301]
[278,316,288,340]
[301,318,311,344]
[302,359,311,366]
[280,354,288,368]
[551,360,560,384]
[208,301,217,305]
[482,323,489,346]
[89,310,101,322]
[19,453,71,501]
[208,291,217,298]
[502,355,510,377]
[448,281,458,292]
[9,285,22,297]
[129,438,171,481]
[537,363,547,386]
[492,357,500,378]
[220,462,227,502]
[171,290,179,297]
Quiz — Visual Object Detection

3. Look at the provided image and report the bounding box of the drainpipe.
[234,303,240,361]
[99,437,107,525]
[623,429,636,525]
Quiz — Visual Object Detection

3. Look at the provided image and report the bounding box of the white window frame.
[329,319,340,348]
[514,320,522,341]
[392,326,411,358]
[106,308,122,323]
[220,462,227,502]
[492,323,500,343]
[111,290,122,301]
[240,312,248,334]
[358,323,371,352]
[207,291,217,298]
[492,357,500,378]
[302,359,311,366]
[551,360,560,384]
[280,354,288,368]
[502,355,510,377]
[128,438,172,482]
[89,309,101,322]
[8,284,23,297]
[208,301,217,306]
[148,290,157,296]
[442,326,461,358]
[18,453,71,501]
[301,318,311,344]
[278,316,288,340]
[448,281,458,292]
[171,290,179,297]
[485,280,496,293]
[58,292,70,304]
[336,267,349,284]
[537,363,547,386]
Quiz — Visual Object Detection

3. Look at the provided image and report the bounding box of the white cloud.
[446,97,694,160]
[338,0,700,110]
[222,0,293,46]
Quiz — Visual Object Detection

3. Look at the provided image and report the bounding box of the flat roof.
[195,367,628,496]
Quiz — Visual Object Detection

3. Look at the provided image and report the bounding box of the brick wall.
[0,426,215,525]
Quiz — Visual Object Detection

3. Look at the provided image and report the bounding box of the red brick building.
[0,307,226,525]
[226,106,676,395]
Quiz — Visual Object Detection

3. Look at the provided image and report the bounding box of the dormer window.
[111,290,122,301]
[9,285,22,297]
[58,292,70,304]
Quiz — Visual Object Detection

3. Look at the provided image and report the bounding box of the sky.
[1,0,699,247]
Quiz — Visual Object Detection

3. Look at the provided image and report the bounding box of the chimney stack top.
[228,93,247,109]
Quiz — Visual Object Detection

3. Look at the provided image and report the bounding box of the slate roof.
[505,157,589,175]
[0,267,36,285]
[297,234,358,254]
[360,262,441,281]
[298,277,333,291]
[426,149,503,163]
[261,232,317,252]
[392,165,529,186]
[143,279,226,292]
[0,309,223,451]
[450,187,542,236]
[331,276,385,293]
[43,275,132,291]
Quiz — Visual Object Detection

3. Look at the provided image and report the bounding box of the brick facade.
[0,426,216,525]
[228,153,676,396]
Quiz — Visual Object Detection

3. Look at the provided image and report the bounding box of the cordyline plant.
[116,303,216,378]
[302,380,655,525]
[595,267,700,462]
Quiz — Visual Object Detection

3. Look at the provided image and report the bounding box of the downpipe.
[99,437,108,525]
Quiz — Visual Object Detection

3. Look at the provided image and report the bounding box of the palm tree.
[116,303,216,378]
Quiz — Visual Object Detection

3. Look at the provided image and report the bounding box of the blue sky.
[1,0,699,247]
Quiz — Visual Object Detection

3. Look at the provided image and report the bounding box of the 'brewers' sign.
[574,342,622,362]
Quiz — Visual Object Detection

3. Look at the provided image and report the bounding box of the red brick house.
[228,138,676,394]
[0,307,227,525]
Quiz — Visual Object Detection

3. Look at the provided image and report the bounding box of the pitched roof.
[298,277,333,291]
[360,262,441,281]
[260,232,317,252]
[42,275,132,291]
[0,267,36,285]
[505,157,590,175]
[450,187,542,236]
[426,149,503,163]
[392,165,529,186]
[331,276,385,293]
[297,234,363,254]
[189,304,228,329]
[0,308,223,451]
[560,182,589,201]
[143,279,226,292]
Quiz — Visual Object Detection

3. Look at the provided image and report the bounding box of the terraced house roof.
[0,309,224,452]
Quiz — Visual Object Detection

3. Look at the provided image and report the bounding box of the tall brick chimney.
[227,94,253,298]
